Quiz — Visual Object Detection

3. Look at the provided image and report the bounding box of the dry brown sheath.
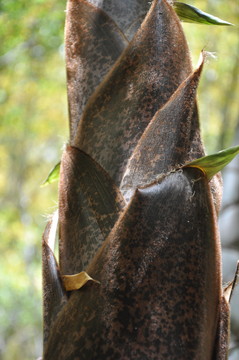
[42,0,232,359]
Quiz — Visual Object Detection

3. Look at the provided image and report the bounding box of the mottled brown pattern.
[42,0,227,358]
[188,104,205,161]
[42,220,67,347]
[73,0,193,186]
[44,168,222,359]
[212,296,230,359]
[86,0,152,40]
[59,146,125,275]
[65,0,128,141]
[120,58,205,202]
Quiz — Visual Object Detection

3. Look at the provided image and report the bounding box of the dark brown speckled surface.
[45,169,222,359]
[73,0,193,186]
[65,0,128,141]
[59,146,125,275]
[120,59,205,202]
[42,0,229,358]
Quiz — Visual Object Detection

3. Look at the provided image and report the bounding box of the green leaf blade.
[174,2,233,26]
[184,145,239,180]
[41,162,61,187]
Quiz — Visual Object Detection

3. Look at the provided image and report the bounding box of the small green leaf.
[174,2,233,26]
[41,162,60,187]
[184,145,239,180]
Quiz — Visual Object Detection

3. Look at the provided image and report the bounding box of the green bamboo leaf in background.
[185,145,239,179]
[41,162,60,187]
[174,2,233,26]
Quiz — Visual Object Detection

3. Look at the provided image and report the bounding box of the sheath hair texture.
[42,1,236,359]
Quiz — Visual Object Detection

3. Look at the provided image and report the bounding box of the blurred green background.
[0,1,238,359]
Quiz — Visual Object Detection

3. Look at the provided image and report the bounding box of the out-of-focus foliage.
[182,0,239,152]
[0,0,238,359]
[0,1,68,359]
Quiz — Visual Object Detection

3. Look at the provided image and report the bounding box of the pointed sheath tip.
[196,50,207,74]
[195,49,219,75]
[223,261,239,303]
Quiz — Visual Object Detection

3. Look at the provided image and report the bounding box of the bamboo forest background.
[0,0,238,359]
